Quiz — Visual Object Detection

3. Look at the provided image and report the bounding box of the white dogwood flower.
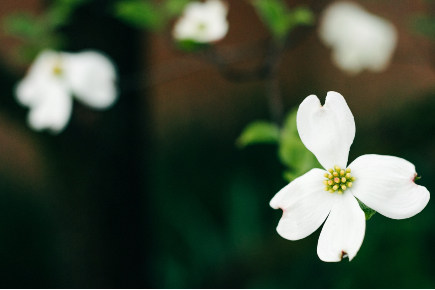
[173,0,229,43]
[16,50,117,133]
[270,91,429,262]
[319,2,397,74]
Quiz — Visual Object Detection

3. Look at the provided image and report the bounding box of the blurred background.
[0,0,434,288]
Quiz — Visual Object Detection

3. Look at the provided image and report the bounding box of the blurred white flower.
[173,0,229,43]
[16,50,118,133]
[270,91,429,262]
[319,2,397,74]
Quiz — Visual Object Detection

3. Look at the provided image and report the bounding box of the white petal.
[15,50,73,133]
[349,154,430,219]
[63,51,118,109]
[297,91,355,170]
[317,192,365,262]
[318,2,397,74]
[15,50,62,106]
[27,81,73,133]
[16,77,43,107]
[270,168,335,241]
[332,46,364,75]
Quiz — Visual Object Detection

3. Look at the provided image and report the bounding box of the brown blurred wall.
[0,0,434,187]
[0,0,46,189]
[147,0,435,144]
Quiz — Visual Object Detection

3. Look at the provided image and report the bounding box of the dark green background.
[0,0,433,288]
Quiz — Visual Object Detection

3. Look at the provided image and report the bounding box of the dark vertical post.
[58,0,152,287]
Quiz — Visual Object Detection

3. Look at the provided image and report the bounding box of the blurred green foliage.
[164,0,191,17]
[238,107,320,182]
[3,13,63,60]
[175,39,211,52]
[236,121,280,148]
[115,0,166,30]
[411,14,435,38]
[5,0,316,57]
[3,0,90,61]
[114,0,189,30]
[251,0,314,41]
[47,0,89,27]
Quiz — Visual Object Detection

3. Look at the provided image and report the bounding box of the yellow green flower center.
[197,23,207,31]
[53,64,62,76]
[52,58,63,76]
[322,165,355,194]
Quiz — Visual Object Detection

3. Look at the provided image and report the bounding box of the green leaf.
[411,14,435,39]
[3,13,65,60]
[175,39,210,52]
[278,108,321,181]
[414,175,421,181]
[3,13,46,39]
[292,6,314,26]
[252,0,314,40]
[355,197,376,220]
[115,0,165,30]
[236,121,280,148]
[252,0,290,39]
[283,170,299,183]
[46,0,89,27]
[2,0,88,57]
[164,0,190,17]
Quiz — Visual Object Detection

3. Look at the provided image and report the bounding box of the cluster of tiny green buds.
[323,165,355,194]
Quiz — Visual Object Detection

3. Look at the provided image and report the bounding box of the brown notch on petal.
[341,251,348,260]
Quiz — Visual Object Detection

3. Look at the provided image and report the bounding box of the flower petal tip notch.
[270,91,430,262]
